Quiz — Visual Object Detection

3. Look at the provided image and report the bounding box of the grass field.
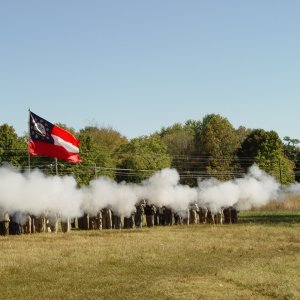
[1,210,300,300]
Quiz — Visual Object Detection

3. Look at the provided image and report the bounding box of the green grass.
[1,215,300,300]
[239,210,300,224]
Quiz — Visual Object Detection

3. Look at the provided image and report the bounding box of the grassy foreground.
[1,216,300,300]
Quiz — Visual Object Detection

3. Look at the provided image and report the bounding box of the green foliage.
[0,124,27,167]
[159,123,195,156]
[238,129,295,184]
[199,114,240,180]
[283,136,300,182]
[117,135,171,183]
[1,114,299,185]
[75,126,127,185]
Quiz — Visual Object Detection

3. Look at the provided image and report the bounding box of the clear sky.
[0,0,299,140]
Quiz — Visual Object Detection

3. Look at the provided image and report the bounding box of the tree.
[198,114,240,180]
[116,135,171,183]
[238,129,295,184]
[158,121,201,185]
[159,123,195,156]
[0,124,27,167]
[73,126,128,185]
[283,136,300,182]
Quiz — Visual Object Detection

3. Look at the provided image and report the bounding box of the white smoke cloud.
[0,164,296,223]
[0,166,83,222]
[197,179,240,213]
[282,182,300,195]
[235,165,280,210]
[81,177,139,217]
[196,165,280,212]
[139,168,197,212]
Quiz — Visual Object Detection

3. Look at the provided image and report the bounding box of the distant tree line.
[0,114,299,185]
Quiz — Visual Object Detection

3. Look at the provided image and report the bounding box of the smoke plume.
[0,164,297,222]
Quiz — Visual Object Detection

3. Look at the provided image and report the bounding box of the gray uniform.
[135,203,145,228]
[189,203,199,224]
[3,212,10,236]
[23,214,32,234]
[61,217,71,233]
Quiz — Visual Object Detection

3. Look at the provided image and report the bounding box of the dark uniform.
[145,204,156,227]
[198,207,208,224]
[102,208,112,229]
[78,213,90,230]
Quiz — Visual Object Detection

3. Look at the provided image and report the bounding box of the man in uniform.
[189,203,199,224]
[3,212,10,236]
[61,217,71,233]
[145,204,156,227]
[78,213,89,230]
[135,200,145,228]
[24,214,32,234]
[112,212,122,230]
[198,207,208,224]
[102,207,112,229]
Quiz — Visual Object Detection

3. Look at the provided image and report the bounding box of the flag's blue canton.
[30,112,54,144]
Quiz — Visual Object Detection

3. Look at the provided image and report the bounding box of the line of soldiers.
[0,212,72,236]
[0,203,238,236]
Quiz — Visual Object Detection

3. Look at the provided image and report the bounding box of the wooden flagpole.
[28,108,31,174]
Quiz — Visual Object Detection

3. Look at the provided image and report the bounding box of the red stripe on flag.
[29,140,82,163]
[52,125,80,148]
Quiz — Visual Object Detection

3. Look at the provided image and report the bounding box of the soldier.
[164,207,174,226]
[78,213,89,230]
[135,201,145,228]
[35,215,46,233]
[206,210,215,224]
[144,204,156,227]
[3,212,10,236]
[215,209,224,224]
[158,206,166,226]
[31,215,36,233]
[89,215,97,230]
[49,215,59,233]
[88,212,102,230]
[231,207,238,223]
[102,207,112,229]
[23,214,32,234]
[189,203,199,224]
[154,207,160,226]
[198,207,208,224]
[174,212,182,225]
[182,208,190,225]
[61,217,71,233]
[124,208,136,229]
[223,207,238,224]
[9,213,22,235]
[112,212,122,230]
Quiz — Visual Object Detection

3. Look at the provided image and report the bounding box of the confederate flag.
[28,111,82,163]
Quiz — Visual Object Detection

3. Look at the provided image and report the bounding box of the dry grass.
[254,195,300,211]
[1,220,300,300]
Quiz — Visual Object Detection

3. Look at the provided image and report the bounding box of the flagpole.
[55,158,58,176]
[28,108,31,174]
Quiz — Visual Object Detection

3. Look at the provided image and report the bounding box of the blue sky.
[0,0,299,141]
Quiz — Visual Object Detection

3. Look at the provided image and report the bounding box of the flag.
[28,111,82,163]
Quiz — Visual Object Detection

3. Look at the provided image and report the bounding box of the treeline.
[0,114,299,185]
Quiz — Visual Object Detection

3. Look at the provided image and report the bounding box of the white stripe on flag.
[52,134,79,153]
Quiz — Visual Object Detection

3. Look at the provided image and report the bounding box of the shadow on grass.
[238,211,300,224]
